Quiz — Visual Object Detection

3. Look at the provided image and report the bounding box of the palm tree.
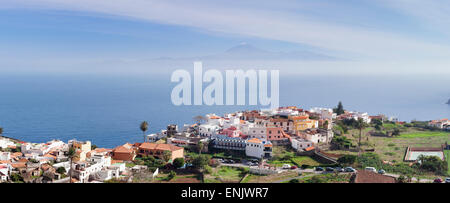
[197,141,204,154]
[140,121,149,143]
[354,118,368,155]
[323,120,330,143]
[0,127,3,136]
[67,147,79,183]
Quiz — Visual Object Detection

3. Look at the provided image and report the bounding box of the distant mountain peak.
[225,43,267,54]
[155,43,337,61]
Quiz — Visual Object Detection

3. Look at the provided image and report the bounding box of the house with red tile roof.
[136,143,184,162]
[112,143,136,161]
[429,119,450,129]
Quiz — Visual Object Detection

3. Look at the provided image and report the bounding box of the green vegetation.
[204,166,248,183]
[333,101,345,115]
[268,146,324,168]
[125,162,136,168]
[135,156,165,172]
[296,173,352,183]
[173,157,185,168]
[167,171,176,180]
[56,167,66,174]
[331,135,354,150]
[140,121,149,142]
[416,155,448,176]
[327,121,450,163]
[445,150,450,175]
[191,154,211,169]
[397,131,449,138]
[356,153,417,175]
[291,156,322,167]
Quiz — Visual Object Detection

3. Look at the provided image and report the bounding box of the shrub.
[173,158,185,169]
[289,179,300,183]
[337,155,357,165]
[56,167,66,174]
[204,165,212,174]
[167,171,177,180]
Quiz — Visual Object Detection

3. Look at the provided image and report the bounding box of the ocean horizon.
[0,73,448,148]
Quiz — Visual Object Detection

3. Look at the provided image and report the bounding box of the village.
[0,103,449,183]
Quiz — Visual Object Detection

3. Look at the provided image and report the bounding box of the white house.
[72,154,111,183]
[299,129,332,144]
[21,140,66,156]
[0,152,11,161]
[291,137,314,152]
[199,123,220,137]
[0,164,10,183]
[245,138,272,159]
[429,119,450,129]
[0,138,15,149]
[310,107,337,120]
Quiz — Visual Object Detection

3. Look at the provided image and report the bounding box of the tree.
[392,128,401,136]
[167,171,177,180]
[0,127,3,135]
[397,175,407,183]
[322,120,330,143]
[354,118,369,155]
[56,167,66,174]
[204,165,212,174]
[333,101,345,115]
[162,150,172,163]
[192,155,210,170]
[197,141,204,154]
[67,147,79,183]
[173,158,185,168]
[417,155,448,175]
[337,155,357,165]
[140,121,149,142]
[322,120,329,130]
[10,173,23,183]
[91,144,97,150]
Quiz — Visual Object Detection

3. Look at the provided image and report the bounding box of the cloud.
[376,0,450,40]
[4,0,450,60]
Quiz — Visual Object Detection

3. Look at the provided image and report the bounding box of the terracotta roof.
[18,158,28,163]
[248,138,262,144]
[11,162,26,168]
[354,170,396,183]
[113,144,135,153]
[94,148,112,153]
[138,143,183,152]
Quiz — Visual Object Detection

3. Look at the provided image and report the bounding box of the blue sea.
[0,73,448,148]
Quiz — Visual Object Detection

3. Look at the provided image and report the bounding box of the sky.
[1,0,450,75]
